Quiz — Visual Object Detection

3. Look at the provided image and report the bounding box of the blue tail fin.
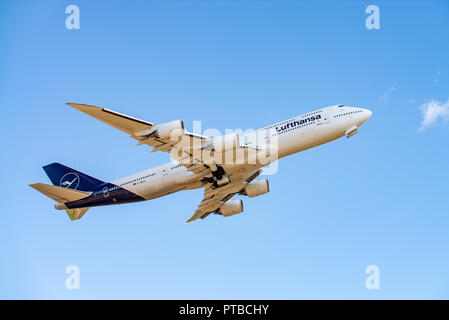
[43,162,105,191]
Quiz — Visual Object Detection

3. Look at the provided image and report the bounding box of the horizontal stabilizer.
[29,183,91,203]
[65,207,90,221]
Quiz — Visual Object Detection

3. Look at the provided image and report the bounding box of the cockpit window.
[338,105,345,107]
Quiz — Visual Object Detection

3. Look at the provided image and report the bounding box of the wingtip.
[186,216,200,223]
[66,103,99,110]
[66,102,84,110]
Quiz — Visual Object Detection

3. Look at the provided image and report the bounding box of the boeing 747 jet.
[30,103,372,222]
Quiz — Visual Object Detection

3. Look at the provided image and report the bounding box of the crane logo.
[60,173,80,190]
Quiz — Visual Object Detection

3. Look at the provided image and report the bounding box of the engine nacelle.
[218,199,244,217]
[212,132,239,152]
[136,120,185,140]
[241,179,270,198]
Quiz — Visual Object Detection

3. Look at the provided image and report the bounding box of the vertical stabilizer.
[42,162,105,191]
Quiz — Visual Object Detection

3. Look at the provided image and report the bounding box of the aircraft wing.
[186,169,261,223]
[67,103,207,148]
[67,103,212,172]
[67,103,261,177]
[67,103,154,136]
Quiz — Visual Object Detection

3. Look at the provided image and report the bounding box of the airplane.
[30,103,372,222]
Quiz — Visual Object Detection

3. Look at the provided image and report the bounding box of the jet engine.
[241,179,270,198]
[135,120,185,140]
[218,199,244,217]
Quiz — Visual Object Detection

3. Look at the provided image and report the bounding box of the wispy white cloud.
[380,85,397,103]
[419,98,449,131]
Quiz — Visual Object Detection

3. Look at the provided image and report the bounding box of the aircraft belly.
[126,175,183,200]
[66,185,145,208]
[278,123,344,158]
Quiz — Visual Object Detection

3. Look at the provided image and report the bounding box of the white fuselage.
[111,105,372,201]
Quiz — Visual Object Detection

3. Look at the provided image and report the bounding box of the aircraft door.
[103,186,109,198]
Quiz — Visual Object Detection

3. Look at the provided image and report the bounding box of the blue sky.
[1,0,448,299]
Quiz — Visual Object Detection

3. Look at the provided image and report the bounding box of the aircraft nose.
[357,108,372,126]
[364,109,373,120]
[362,108,372,121]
